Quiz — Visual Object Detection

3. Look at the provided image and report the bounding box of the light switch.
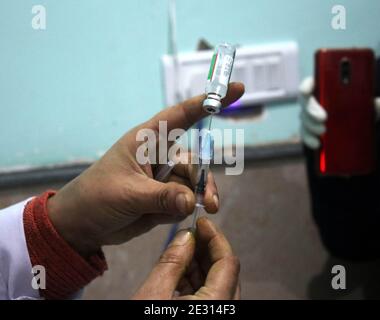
[188,71,206,98]
[252,59,267,91]
[231,61,248,83]
[266,56,282,90]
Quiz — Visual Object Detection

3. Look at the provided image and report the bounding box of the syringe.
[191,129,214,231]
[191,43,236,230]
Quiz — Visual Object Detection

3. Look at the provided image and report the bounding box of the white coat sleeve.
[0,199,41,300]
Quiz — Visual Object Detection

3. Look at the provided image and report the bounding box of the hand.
[132,217,240,300]
[47,83,245,257]
[299,76,380,150]
[299,77,328,150]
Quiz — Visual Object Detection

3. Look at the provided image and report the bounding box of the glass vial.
[203,43,236,114]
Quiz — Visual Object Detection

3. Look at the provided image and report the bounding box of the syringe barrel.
[199,130,214,164]
[195,130,214,194]
[203,43,236,114]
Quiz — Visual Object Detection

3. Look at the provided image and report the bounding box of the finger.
[179,218,240,300]
[133,176,196,215]
[203,172,219,213]
[171,152,219,213]
[301,127,321,150]
[196,217,234,263]
[306,97,327,122]
[177,219,240,300]
[132,230,195,300]
[195,255,240,299]
[174,162,219,213]
[300,109,326,136]
[168,174,193,189]
[172,153,198,185]
[187,258,205,291]
[147,82,245,132]
[299,76,314,97]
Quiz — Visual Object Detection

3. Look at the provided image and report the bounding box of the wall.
[0,0,379,170]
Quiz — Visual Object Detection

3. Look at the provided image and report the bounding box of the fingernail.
[213,194,219,209]
[172,230,192,246]
[176,193,188,215]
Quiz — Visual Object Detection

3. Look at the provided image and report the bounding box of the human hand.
[132,217,240,300]
[299,76,328,150]
[47,83,244,257]
[299,76,380,150]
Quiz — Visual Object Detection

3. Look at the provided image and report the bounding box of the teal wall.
[0,0,379,170]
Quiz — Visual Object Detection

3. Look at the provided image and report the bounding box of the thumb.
[145,82,245,132]
[135,177,195,215]
[132,230,195,300]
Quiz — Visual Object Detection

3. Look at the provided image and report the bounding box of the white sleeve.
[0,199,41,300]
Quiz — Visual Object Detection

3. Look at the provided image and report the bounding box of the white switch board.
[161,42,299,107]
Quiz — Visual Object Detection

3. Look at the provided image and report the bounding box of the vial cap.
[202,98,222,114]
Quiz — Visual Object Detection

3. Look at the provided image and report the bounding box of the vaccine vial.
[203,43,236,114]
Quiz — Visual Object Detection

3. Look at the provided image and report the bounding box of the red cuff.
[23,190,108,299]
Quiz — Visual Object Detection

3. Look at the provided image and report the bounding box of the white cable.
[168,0,182,103]
[169,0,178,56]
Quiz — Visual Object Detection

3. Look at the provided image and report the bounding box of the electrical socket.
[162,41,299,108]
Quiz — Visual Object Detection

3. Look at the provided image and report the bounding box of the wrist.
[47,181,101,258]
[24,191,108,299]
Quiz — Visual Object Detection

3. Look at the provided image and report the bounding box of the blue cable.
[163,223,180,250]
